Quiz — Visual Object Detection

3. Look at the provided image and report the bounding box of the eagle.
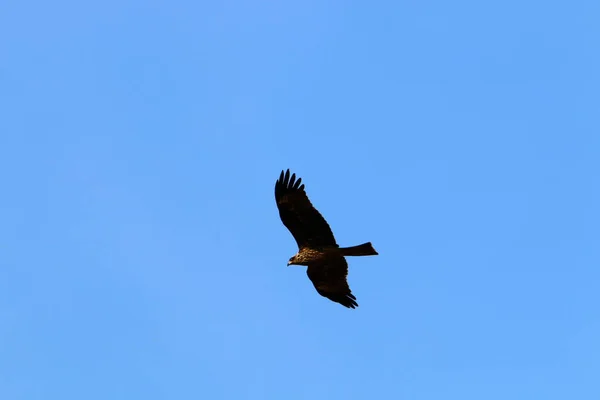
[275,169,378,309]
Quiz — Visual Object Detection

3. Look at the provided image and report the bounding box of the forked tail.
[340,242,378,257]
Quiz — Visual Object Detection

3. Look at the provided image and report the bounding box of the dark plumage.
[274,169,378,309]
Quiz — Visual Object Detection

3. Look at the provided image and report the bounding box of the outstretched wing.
[306,258,358,309]
[275,169,338,249]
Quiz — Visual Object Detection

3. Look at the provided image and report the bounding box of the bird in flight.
[274,169,378,309]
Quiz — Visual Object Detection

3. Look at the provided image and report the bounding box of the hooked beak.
[287,260,292,266]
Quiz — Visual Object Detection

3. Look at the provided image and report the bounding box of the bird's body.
[274,169,378,309]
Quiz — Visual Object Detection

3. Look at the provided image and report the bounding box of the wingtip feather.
[276,169,306,192]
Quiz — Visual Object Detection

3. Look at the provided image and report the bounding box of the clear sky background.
[1,1,599,399]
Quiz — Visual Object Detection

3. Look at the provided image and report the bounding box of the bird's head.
[287,254,301,266]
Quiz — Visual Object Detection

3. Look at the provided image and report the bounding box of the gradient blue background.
[2,1,599,399]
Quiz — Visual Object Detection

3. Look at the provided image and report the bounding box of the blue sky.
[1,1,599,399]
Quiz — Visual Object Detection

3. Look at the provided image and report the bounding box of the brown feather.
[306,258,358,309]
[274,169,338,249]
